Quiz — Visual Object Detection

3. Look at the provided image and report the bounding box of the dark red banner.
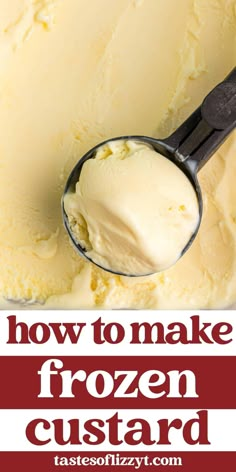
[0,452,235,471]
[0,356,234,409]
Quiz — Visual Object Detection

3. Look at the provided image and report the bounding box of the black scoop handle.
[164,67,236,171]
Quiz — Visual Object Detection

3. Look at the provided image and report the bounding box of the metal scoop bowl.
[62,67,236,276]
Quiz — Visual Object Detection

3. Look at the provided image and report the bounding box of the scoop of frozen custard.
[64,140,200,275]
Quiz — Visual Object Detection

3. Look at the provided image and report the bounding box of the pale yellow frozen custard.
[64,140,199,276]
[0,0,236,309]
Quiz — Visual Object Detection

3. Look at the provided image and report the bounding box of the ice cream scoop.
[62,68,236,276]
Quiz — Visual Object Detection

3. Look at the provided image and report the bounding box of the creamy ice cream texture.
[0,0,236,308]
[64,140,199,275]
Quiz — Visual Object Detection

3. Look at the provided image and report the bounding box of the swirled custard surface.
[0,0,236,308]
